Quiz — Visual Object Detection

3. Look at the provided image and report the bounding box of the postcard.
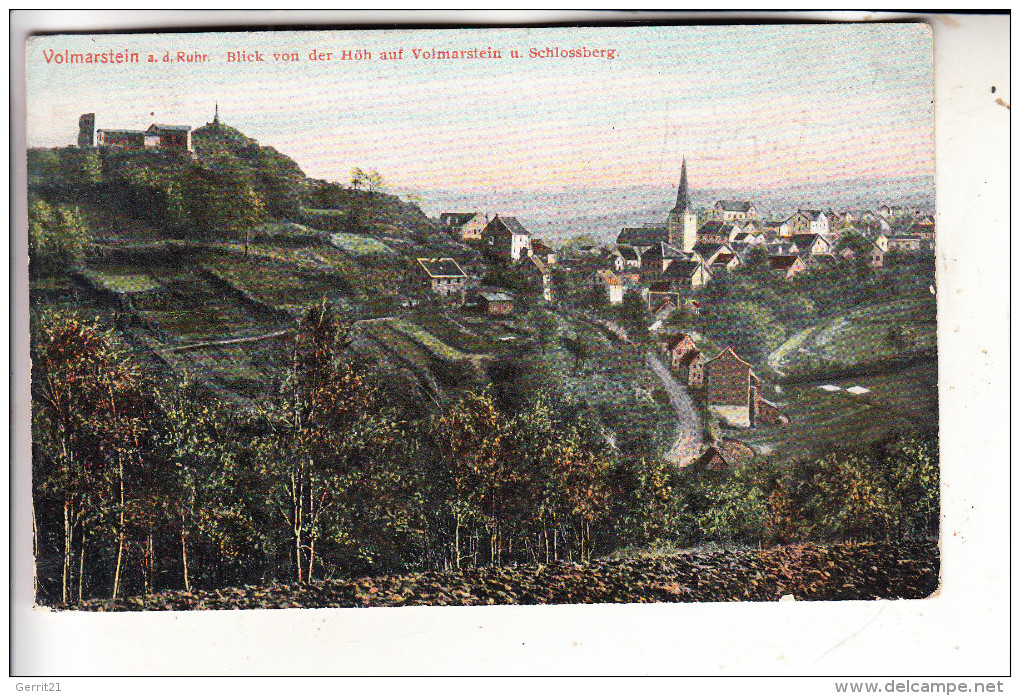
[11,12,1010,678]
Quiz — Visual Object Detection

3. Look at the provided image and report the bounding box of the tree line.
[30,303,938,605]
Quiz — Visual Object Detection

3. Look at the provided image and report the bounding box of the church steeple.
[213,102,220,124]
[672,157,690,212]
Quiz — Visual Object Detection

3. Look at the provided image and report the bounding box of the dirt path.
[646,352,703,466]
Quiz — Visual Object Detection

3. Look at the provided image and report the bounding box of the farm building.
[475,289,515,316]
[417,257,468,298]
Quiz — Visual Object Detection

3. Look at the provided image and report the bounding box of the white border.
[8,10,1011,682]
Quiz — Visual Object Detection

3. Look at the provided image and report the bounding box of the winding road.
[646,352,703,466]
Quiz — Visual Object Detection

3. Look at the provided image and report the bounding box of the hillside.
[67,540,938,611]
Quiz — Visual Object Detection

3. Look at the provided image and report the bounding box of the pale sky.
[25,25,934,193]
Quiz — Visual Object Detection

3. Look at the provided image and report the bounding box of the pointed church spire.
[213,102,220,125]
[673,157,690,212]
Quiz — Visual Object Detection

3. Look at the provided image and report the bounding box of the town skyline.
[26,24,934,193]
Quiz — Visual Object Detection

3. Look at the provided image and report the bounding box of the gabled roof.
[715,200,754,212]
[667,333,695,352]
[615,246,640,261]
[618,227,667,247]
[790,233,830,249]
[653,298,677,314]
[417,257,467,278]
[798,209,825,221]
[706,346,754,369]
[698,221,735,236]
[440,212,479,226]
[679,348,703,367]
[498,216,530,236]
[692,242,727,258]
[663,260,705,280]
[769,254,802,271]
[712,253,737,266]
[594,269,622,286]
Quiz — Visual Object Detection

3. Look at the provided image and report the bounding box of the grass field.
[770,290,937,375]
[202,258,351,311]
[135,267,283,340]
[330,232,394,256]
[737,361,937,458]
[77,268,163,294]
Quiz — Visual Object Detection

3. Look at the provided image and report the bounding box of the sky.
[25,25,934,194]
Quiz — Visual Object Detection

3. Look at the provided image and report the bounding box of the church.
[617,159,698,253]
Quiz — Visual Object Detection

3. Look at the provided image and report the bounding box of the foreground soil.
[65,540,938,611]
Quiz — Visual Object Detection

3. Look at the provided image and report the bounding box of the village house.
[665,333,697,370]
[440,212,489,240]
[730,229,767,246]
[482,215,532,261]
[907,220,936,240]
[678,348,706,387]
[689,439,756,470]
[836,241,884,268]
[711,200,758,222]
[704,346,762,428]
[691,241,734,266]
[651,297,678,324]
[789,233,834,256]
[710,252,741,273]
[640,241,689,275]
[886,235,924,252]
[769,254,808,280]
[697,221,741,246]
[530,239,557,265]
[611,245,642,271]
[784,209,830,236]
[592,269,625,305]
[763,219,791,238]
[417,257,469,299]
[515,254,553,301]
[661,259,711,290]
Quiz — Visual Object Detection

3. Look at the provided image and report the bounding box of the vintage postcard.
[23,21,938,609]
[16,12,1010,678]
